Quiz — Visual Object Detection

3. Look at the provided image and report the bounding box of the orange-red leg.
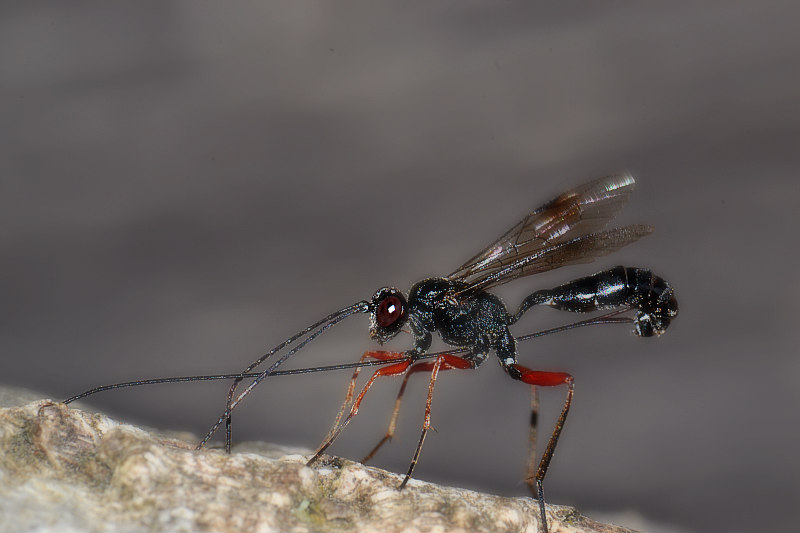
[400,354,473,488]
[508,364,574,533]
[308,352,411,466]
[362,354,474,464]
[323,351,407,445]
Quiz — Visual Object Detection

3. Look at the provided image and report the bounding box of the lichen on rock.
[0,396,634,533]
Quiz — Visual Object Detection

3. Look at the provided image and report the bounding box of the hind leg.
[504,360,574,533]
[495,329,571,533]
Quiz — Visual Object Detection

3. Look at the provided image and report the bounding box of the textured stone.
[0,397,634,533]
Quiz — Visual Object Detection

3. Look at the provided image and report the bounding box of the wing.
[454,224,653,294]
[449,174,647,292]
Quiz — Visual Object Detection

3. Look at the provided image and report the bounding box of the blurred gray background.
[2,2,799,532]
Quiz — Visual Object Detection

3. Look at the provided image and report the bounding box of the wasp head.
[369,287,408,344]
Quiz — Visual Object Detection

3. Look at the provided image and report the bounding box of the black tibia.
[511,266,678,337]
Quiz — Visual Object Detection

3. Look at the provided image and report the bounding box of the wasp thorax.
[370,287,408,343]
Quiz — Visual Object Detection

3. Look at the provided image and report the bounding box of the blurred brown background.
[2,2,799,531]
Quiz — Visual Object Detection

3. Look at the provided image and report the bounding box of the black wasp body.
[371,265,677,373]
[66,174,678,533]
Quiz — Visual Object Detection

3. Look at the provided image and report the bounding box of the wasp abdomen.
[512,266,677,336]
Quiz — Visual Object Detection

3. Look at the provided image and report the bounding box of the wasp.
[67,174,677,533]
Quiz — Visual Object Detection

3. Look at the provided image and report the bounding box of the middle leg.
[400,353,474,488]
[361,354,475,464]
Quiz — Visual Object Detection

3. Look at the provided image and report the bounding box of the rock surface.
[0,396,634,533]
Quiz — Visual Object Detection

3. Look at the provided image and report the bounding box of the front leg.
[407,315,433,360]
[324,350,411,446]
[308,357,413,465]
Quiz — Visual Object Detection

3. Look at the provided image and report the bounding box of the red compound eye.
[377,295,404,328]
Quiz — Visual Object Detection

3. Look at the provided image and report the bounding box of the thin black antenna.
[63,359,402,404]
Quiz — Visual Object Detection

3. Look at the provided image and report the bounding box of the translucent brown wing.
[453,224,653,295]
[449,174,647,292]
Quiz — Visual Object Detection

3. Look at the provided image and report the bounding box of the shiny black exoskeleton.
[369,265,678,377]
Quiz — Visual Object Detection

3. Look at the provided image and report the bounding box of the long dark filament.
[63,359,397,404]
[516,308,632,342]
